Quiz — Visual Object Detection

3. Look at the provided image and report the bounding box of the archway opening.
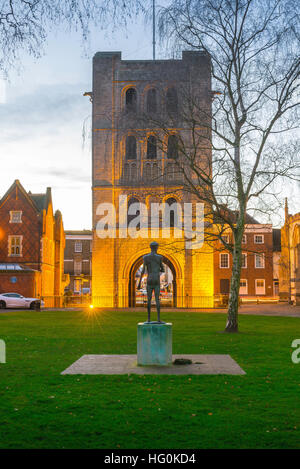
[128,255,177,308]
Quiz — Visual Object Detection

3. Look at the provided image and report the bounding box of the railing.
[38,294,280,309]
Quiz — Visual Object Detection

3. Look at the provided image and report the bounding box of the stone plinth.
[137,322,172,366]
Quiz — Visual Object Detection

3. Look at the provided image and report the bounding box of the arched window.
[147,88,157,113]
[127,197,140,228]
[152,163,159,180]
[131,163,137,180]
[125,136,137,160]
[144,162,152,179]
[125,88,137,113]
[124,163,130,181]
[166,162,175,180]
[166,87,178,115]
[167,135,178,159]
[166,197,179,228]
[147,135,157,159]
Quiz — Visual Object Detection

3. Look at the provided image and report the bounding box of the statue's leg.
[147,286,152,322]
[154,285,160,322]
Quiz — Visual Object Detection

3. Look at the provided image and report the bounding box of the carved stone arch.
[121,84,138,113]
[124,248,182,307]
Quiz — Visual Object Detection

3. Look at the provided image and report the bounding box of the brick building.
[272,228,281,297]
[64,230,92,294]
[0,180,67,304]
[214,218,274,298]
[90,50,214,308]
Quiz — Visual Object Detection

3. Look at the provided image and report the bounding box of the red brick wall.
[0,187,41,269]
[214,229,274,296]
[0,271,41,297]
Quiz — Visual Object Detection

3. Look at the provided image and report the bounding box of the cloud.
[0,83,91,143]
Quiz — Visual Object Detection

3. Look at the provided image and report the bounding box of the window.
[74,261,82,275]
[125,88,137,113]
[242,234,247,244]
[144,162,152,179]
[166,162,176,180]
[255,253,265,268]
[220,278,230,294]
[8,236,22,256]
[147,136,157,159]
[241,253,247,268]
[239,279,248,295]
[254,235,264,244]
[74,279,81,293]
[146,88,157,113]
[167,135,178,159]
[74,241,82,253]
[255,279,265,295]
[152,163,159,180]
[9,211,22,223]
[220,253,229,268]
[165,198,179,228]
[131,163,137,180]
[125,136,137,160]
[166,87,178,115]
[127,197,140,228]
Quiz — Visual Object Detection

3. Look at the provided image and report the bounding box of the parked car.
[0,293,44,309]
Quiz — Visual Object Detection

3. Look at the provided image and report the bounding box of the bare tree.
[154,0,300,331]
[0,0,146,73]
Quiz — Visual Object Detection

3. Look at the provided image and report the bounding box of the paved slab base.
[61,354,245,375]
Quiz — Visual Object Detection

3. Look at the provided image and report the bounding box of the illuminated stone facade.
[91,51,214,307]
[279,200,300,304]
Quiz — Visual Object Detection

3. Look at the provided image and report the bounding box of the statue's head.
[150,241,159,252]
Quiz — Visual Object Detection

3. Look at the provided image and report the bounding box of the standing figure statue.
[137,241,165,323]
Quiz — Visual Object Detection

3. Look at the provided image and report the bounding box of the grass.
[0,309,299,449]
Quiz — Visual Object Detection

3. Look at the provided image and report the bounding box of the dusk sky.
[0,12,298,230]
[0,14,159,230]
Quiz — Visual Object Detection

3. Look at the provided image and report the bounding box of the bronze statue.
[137,241,165,323]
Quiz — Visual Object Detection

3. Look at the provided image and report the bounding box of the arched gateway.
[128,255,177,307]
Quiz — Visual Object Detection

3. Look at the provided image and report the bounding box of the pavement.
[2,303,300,317]
[50,303,300,317]
[61,354,246,376]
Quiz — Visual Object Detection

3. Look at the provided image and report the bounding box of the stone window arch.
[167,134,178,159]
[165,197,179,228]
[125,87,137,113]
[127,197,140,227]
[125,136,137,160]
[144,162,152,179]
[147,135,157,159]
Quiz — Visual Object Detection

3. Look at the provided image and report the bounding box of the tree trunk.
[225,231,243,333]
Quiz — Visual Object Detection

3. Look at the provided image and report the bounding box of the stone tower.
[91,51,214,308]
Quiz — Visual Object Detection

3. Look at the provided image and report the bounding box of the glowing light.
[89,304,94,309]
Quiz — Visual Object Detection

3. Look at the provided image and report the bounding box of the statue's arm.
[160,257,165,272]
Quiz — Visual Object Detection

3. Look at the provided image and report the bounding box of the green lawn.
[0,309,299,449]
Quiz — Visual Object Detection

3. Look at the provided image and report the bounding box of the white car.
[0,293,44,310]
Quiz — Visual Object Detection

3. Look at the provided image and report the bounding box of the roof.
[213,206,260,225]
[28,187,52,214]
[65,230,92,235]
[0,180,52,215]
